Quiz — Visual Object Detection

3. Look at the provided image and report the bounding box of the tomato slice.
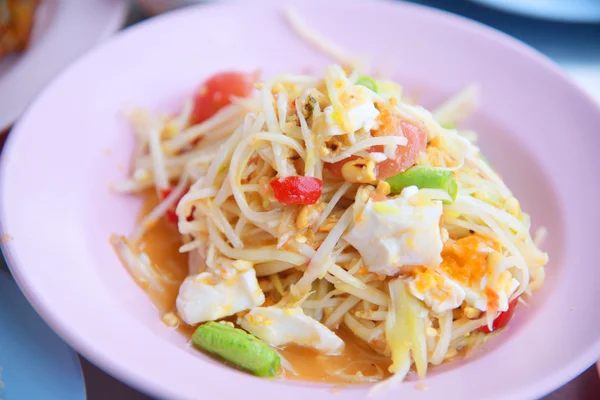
[375,121,427,179]
[325,120,427,180]
[190,72,255,125]
[479,297,519,333]
[270,176,323,205]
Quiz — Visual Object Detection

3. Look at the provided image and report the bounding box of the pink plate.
[2,0,600,399]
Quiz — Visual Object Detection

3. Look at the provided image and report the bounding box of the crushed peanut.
[295,204,323,230]
[161,123,178,139]
[453,308,463,320]
[161,312,179,328]
[318,215,339,232]
[272,83,284,94]
[319,146,331,156]
[341,157,376,183]
[325,135,351,154]
[375,180,391,196]
[296,206,311,230]
[294,235,307,243]
[463,306,482,320]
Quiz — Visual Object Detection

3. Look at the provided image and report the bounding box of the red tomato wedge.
[479,297,519,333]
[325,120,427,180]
[190,72,255,125]
[159,188,186,224]
[270,176,323,205]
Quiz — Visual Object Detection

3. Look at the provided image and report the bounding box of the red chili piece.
[159,188,186,223]
[270,176,323,205]
[479,297,519,333]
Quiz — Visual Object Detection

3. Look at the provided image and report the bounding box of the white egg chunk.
[347,100,380,132]
[459,273,519,313]
[462,286,488,312]
[322,86,380,135]
[321,106,344,136]
[489,270,520,312]
[345,187,444,275]
[238,307,344,355]
[347,85,380,132]
[176,265,264,325]
[407,269,465,314]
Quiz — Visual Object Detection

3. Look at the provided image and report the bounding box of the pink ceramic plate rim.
[2,1,600,399]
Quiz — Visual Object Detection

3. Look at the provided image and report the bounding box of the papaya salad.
[111,64,548,388]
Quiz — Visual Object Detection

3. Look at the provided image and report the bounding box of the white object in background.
[563,65,600,107]
[468,0,600,23]
[0,0,128,132]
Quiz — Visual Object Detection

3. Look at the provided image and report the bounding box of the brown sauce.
[134,192,189,314]
[136,191,391,383]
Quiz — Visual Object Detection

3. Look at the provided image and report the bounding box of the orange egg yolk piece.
[440,234,498,288]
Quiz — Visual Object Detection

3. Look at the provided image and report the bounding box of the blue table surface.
[1,1,599,399]
[0,271,86,400]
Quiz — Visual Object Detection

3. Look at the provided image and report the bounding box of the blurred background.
[1,0,599,399]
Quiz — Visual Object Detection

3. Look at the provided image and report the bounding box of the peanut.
[341,157,376,183]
